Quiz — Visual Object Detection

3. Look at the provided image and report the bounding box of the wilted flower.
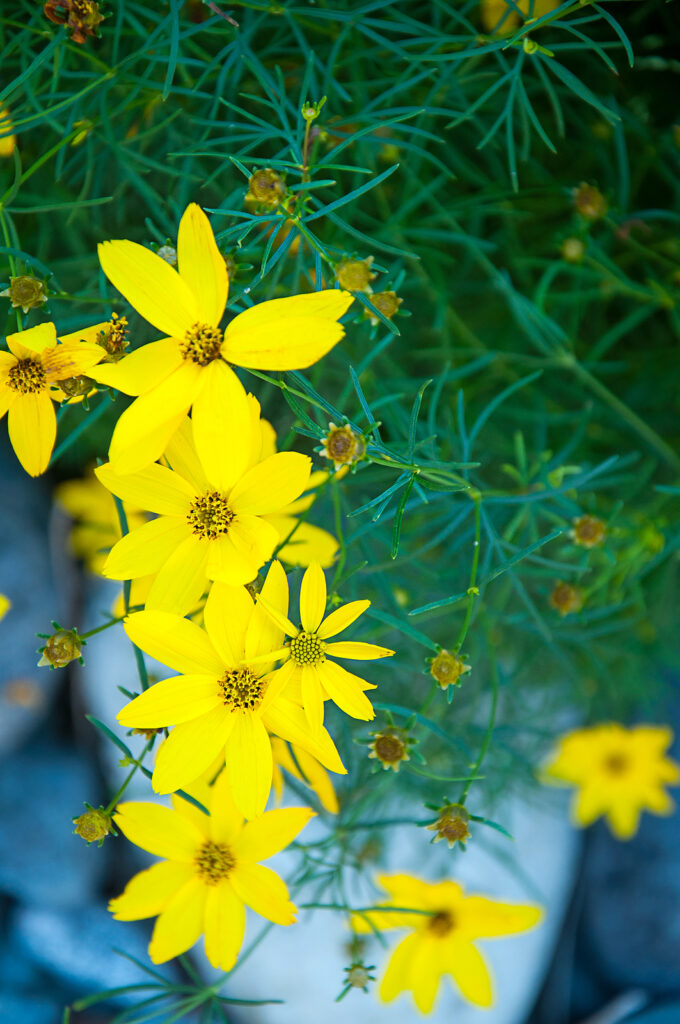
[73,805,112,844]
[38,627,83,669]
[549,580,585,616]
[245,168,287,207]
[364,291,403,325]
[426,804,471,848]
[335,257,375,293]
[320,423,365,470]
[44,0,104,43]
[1,276,48,313]
[573,182,607,221]
[570,514,606,549]
[429,649,470,689]
[368,730,411,772]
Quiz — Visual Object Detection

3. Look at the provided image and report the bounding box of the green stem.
[458,649,499,806]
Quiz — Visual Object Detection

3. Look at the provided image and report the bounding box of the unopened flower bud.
[1,276,48,313]
[573,182,607,221]
[561,237,585,263]
[38,628,83,669]
[245,168,287,207]
[426,804,471,848]
[335,257,375,293]
[73,806,111,844]
[429,649,471,689]
[320,423,365,470]
[157,245,177,265]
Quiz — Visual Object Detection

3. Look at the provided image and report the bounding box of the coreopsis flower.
[90,203,353,473]
[0,107,15,157]
[570,514,606,549]
[271,736,339,813]
[257,562,394,733]
[368,729,411,772]
[542,723,680,839]
[0,276,48,313]
[0,594,10,620]
[549,580,585,616]
[118,561,346,817]
[0,322,105,476]
[426,804,470,848]
[96,405,311,614]
[481,0,558,34]
[110,773,313,969]
[428,649,470,689]
[353,875,542,1013]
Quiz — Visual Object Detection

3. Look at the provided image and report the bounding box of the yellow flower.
[109,772,313,969]
[95,404,311,614]
[353,874,543,1014]
[0,323,105,476]
[0,594,11,620]
[257,562,394,733]
[89,203,353,473]
[542,723,680,839]
[118,561,346,818]
[480,0,558,34]
[0,107,15,157]
[271,736,339,814]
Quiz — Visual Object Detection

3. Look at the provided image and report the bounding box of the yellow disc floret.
[194,841,235,884]
[186,491,235,540]
[180,323,224,366]
[290,631,326,666]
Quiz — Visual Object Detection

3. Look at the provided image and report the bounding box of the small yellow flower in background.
[245,168,287,207]
[118,560,346,818]
[364,290,403,325]
[561,237,585,263]
[353,874,543,1013]
[109,772,314,969]
[257,562,394,734]
[549,580,585,616]
[0,323,105,476]
[542,723,680,839]
[570,514,606,549]
[480,0,559,34]
[335,257,375,293]
[426,804,471,847]
[90,203,353,473]
[573,182,608,221]
[320,422,365,470]
[96,405,311,614]
[0,276,48,313]
[0,595,10,621]
[429,649,470,689]
[271,736,339,813]
[0,107,16,157]
[368,729,410,772]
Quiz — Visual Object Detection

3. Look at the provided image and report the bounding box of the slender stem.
[458,649,499,805]
[454,490,482,653]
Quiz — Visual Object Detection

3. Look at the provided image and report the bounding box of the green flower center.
[289,631,325,667]
[195,841,235,884]
[428,910,455,937]
[7,358,47,395]
[186,491,234,540]
[181,322,223,366]
[219,667,264,711]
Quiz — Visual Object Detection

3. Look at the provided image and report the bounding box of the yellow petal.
[270,517,339,569]
[203,883,245,971]
[206,533,261,587]
[318,600,370,639]
[171,790,212,836]
[104,517,190,580]
[98,239,197,337]
[153,706,236,794]
[114,801,203,861]
[244,559,288,664]
[325,640,394,661]
[379,932,419,1003]
[572,785,607,827]
[318,660,376,720]
[148,876,207,964]
[263,697,346,775]
[108,361,202,474]
[225,713,273,819]
[177,204,228,326]
[208,769,244,845]
[259,658,297,716]
[289,743,339,814]
[462,897,543,939]
[301,664,325,734]
[117,675,220,728]
[125,609,223,675]
[163,416,208,492]
[410,935,445,1014]
[7,392,56,476]
[95,461,195,515]
[299,562,326,633]
[229,453,311,515]
[223,290,353,370]
[234,807,314,863]
[43,342,104,382]
[203,581,254,665]
[109,860,195,920]
[254,592,298,638]
[192,359,252,490]
[145,533,210,616]
[606,801,641,840]
[229,861,295,924]
[444,938,493,1007]
[90,338,182,396]
[6,322,57,356]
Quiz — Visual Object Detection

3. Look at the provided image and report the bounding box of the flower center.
[289,631,326,666]
[180,322,223,366]
[195,841,235,884]
[604,753,629,775]
[186,491,235,540]
[219,668,264,711]
[374,734,405,764]
[428,910,455,937]
[7,358,47,395]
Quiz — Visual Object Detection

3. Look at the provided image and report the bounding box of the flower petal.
[301,665,325,735]
[204,883,245,971]
[409,935,446,1014]
[153,707,236,794]
[263,697,346,775]
[163,417,208,491]
[229,513,279,568]
[117,675,220,728]
[145,533,210,616]
[225,713,273,819]
[606,801,641,840]
[192,359,252,490]
[462,897,543,939]
[114,801,204,861]
[125,610,223,675]
[229,453,311,515]
[229,862,295,924]
[223,291,354,370]
[90,338,183,396]
[203,581,254,665]
[95,462,195,516]
[7,322,57,356]
[206,533,260,587]
[108,361,202,474]
[208,769,244,845]
[317,660,376,720]
[234,807,314,863]
[299,563,326,633]
[177,204,228,326]
[444,937,493,1008]
[378,932,420,1004]
[244,559,288,664]
[109,860,195,920]
[148,877,207,964]
[270,517,339,569]
[7,392,55,476]
[325,641,394,661]
[104,517,190,580]
[318,600,370,640]
[98,239,197,337]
